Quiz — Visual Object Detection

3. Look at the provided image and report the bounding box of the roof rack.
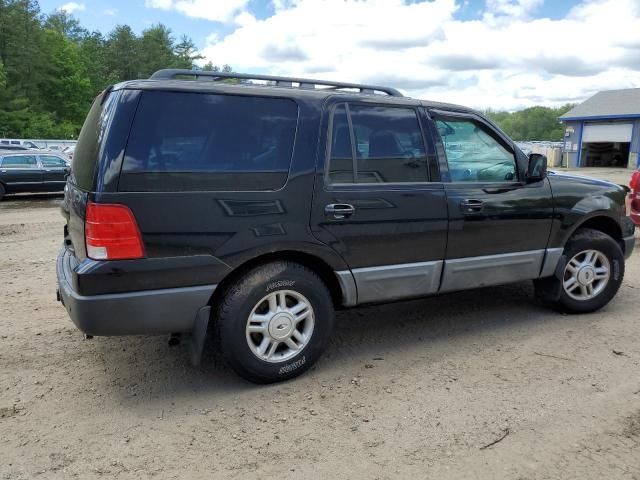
[149,69,404,97]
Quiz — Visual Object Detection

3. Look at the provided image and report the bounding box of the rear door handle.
[325,203,355,219]
[460,199,484,214]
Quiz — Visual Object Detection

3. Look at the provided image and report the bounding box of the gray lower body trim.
[440,249,544,293]
[540,247,564,277]
[57,247,216,336]
[350,260,443,304]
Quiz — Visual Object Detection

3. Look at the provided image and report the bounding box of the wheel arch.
[209,250,349,311]
[564,213,625,252]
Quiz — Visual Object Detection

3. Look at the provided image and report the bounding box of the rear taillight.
[85,202,144,260]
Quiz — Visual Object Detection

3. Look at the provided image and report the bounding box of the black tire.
[543,228,624,313]
[215,261,334,383]
[0,183,5,201]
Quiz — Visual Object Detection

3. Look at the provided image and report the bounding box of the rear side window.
[327,103,428,184]
[1,155,37,168]
[40,155,67,167]
[72,90,119,190]
[120,91,298,192]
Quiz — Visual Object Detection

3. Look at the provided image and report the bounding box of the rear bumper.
[56,247,216,336]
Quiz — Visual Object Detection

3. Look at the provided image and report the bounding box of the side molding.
[349,260,443,304]
[440,250,545,293]
[334,248,566,307]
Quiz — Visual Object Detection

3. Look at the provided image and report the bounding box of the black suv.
[56,70,636,383]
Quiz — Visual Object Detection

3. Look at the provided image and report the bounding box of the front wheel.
[540,228,625,313]
[215,261,334,383]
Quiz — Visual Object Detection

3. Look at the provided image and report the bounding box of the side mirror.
[526,153,547,182]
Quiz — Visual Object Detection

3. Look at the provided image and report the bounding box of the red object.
[85,202,145,260]
[630,169,640,226]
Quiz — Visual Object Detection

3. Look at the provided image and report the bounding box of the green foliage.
[485,104,575,141]
[0,0,227,139]
[0,60,6,89]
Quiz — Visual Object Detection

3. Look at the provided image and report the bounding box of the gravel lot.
[1,168,639,479]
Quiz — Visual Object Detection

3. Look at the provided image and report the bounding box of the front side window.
[327,103,428,184]
[121,91,298,192]
[40,155,67,167]
[436,118,516,182]
[1,155,37,168]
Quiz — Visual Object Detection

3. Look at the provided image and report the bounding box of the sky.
[38,0,640,111]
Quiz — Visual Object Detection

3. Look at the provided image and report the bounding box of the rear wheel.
[542,228,624,313]
[215,261,334,383]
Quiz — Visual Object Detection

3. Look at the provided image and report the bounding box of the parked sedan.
[0,151,69,200]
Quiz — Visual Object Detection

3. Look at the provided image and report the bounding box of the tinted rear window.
[119,91,298,192]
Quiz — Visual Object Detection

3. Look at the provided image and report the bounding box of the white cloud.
[103,8,118,16]
[145,0,249,23]
[59,2,85,14]
[191,0,640,111]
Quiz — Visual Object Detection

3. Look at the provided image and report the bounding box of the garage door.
[582,123,633,143]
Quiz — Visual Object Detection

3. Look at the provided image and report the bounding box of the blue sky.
[37,0,640,110]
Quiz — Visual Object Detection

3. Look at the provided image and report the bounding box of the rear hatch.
[61,88,122,260]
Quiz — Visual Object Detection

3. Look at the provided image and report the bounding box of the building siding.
[562,121,582,167]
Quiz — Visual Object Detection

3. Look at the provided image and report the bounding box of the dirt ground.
[1,168,639,479]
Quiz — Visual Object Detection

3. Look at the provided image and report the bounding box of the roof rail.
[149,69,404,97]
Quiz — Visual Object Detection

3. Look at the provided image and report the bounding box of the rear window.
[119,91,298,192]
[1,155,38,168]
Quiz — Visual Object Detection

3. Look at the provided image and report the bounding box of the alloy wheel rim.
[246,290,315,363]
[563,249,610,301]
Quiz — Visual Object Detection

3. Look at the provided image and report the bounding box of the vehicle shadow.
[92,280,563,404]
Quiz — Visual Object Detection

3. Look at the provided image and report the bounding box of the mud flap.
[189,306,210,367]
[534,254,567,302]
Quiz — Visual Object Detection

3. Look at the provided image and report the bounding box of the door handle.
[460,199,484,214]
[325,203,355,219]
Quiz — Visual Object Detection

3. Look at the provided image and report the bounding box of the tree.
[485,104,575,141]
[105,25,139,81]
[173,34,203,69]
[0,59,6,89]
[138,24,175,77]
[44,10,87,41]
[38,29,92,125]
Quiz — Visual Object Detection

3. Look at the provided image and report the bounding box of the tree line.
[485,104,574,142]
[0,0,228,139]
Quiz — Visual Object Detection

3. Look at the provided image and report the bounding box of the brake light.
[85,202,144,260]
